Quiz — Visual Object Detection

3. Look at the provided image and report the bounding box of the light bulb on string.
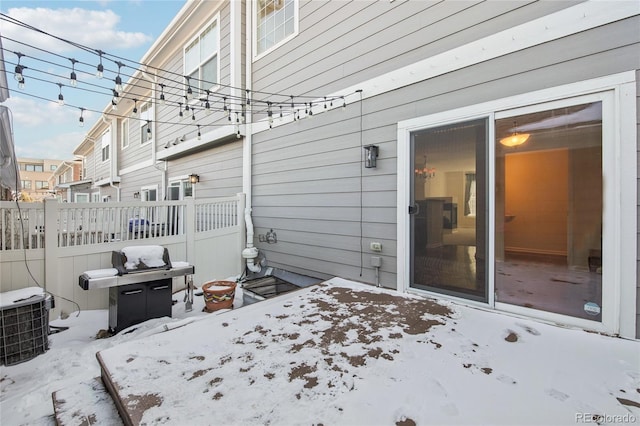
[185,76,193,99]
[158,83,166,105]
[95,50,104,78]
[57,83,64,106]
[78,108,85,127]
[114,61,125,92]
[132,99,138,114]
[69,58,78,87]
[14,52,25,83]
[197,125,201,140]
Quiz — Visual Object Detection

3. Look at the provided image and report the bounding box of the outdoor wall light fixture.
[364,145,379,168]
[189,174,200,184]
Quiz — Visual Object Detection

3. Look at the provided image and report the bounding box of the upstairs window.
[101,130,110,162]
[255,0,298,57]
[184,19,219,98]
[25,164,44,172]
[121,119,129,149]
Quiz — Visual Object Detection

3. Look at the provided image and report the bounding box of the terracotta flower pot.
[202,280,237,312]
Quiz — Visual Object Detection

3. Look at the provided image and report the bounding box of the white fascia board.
[254,0,639,134]
[157,125,241,161]
[94,177,121,187]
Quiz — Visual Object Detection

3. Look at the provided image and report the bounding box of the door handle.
[151,285,169,291]
[408,204,420,215]
[122,289,143,295]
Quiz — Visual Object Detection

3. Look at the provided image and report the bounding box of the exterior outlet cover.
[371,256,382,267]
[370,242,382,252]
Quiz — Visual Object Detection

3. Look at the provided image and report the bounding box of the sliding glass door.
[409,118,488,302]
[495,101,604,321]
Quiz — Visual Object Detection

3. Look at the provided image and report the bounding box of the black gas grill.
[79,246,194,333]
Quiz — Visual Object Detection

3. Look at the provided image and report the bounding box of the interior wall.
[504,149,569,256]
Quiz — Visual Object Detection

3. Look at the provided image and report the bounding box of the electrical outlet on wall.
[370,242,382,252]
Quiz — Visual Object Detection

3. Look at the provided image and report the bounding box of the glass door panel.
[495,102,603,321]
[410,118,488,302]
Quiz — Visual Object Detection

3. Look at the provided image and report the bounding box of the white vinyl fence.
[0,194,246,318]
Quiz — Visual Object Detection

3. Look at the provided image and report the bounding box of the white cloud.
[14,130,86,160]
[6,97,94,159]
[5,97,72,126]
[3,7,152,54]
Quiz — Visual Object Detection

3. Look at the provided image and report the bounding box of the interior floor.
[412,239,603,321]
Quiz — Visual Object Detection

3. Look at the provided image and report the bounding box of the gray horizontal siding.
[251,2,639,291]
[253,0,579,96]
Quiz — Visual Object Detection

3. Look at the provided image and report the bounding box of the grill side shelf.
[79,266,195,291]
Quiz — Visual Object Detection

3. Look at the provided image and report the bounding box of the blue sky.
[1,0,186,160]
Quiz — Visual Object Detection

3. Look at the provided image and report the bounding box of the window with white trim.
[101,130,110,162]
[75,193,89,203]
[255,0,298,57]
[184,18,219,98]
[121,118,129,149]
[141,185,158,201]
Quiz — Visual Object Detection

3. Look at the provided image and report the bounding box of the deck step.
[52,376,123,426]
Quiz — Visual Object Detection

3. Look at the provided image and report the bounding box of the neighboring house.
[50,159,88,202]
[16,157,59,201]
[76,1,639,339]
[0,38,19,200]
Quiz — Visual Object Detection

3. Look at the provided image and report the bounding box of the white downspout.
[240,0,260,273]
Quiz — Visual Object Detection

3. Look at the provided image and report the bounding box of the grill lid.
[112,246,171,275]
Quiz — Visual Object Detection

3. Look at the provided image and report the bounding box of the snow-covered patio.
[1,278,639,425]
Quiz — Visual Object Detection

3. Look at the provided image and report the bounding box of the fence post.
[238,193,246,273]
[185,197,195,266]
[43,198,58,294]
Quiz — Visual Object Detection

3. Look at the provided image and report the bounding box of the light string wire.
[0,13,349,111]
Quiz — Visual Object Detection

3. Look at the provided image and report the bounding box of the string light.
[114,60,124,92]
[185,76,193,99]
[197,124,201,140]
[13,51,25,82]
[95,50,104,78]
[342,96,346,110]
[203,90,211,114]
[0,15,357,137]
[56,83,64,106]
[78,107,85,127]
[178,102,183,118]
[69,58,78,87]
[146,120,152,139]
[158,83,165,104]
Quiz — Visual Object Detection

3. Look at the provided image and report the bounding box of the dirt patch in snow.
[122,393,163,425]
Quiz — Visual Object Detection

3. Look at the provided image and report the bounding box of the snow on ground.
[0,277,638,426]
